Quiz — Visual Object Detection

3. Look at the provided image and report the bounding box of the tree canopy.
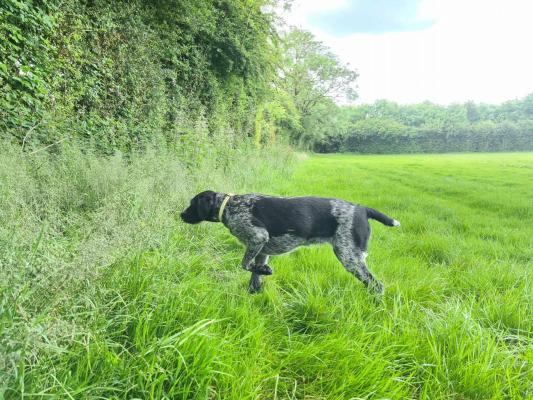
[276,28,358,147]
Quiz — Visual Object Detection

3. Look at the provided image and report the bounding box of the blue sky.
[309,0,433,36]
[285,0,533,105]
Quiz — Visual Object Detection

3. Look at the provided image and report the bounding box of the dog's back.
[252,196,339,239]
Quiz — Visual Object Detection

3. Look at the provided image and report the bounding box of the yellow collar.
[218,194,233,222]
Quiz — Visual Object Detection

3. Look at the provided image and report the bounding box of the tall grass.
[0,142,293,398]
[1,151,531,399]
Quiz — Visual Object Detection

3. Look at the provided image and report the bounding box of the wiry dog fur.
[180,191,400,294]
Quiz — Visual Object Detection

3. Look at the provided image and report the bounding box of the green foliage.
[278,28,358,145]
[1,0,280,152]
[0,0,57,135]
[316,96,533,153]
[254,103,288,147]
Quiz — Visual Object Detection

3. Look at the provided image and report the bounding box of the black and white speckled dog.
[180,191,400,294]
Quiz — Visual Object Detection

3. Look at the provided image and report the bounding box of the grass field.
[2,152,532,399]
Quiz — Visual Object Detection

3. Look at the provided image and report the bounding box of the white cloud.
[284,0,533,104]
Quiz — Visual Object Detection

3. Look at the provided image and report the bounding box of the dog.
[180,191,400,294]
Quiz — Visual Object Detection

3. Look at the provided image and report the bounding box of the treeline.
[1,0,287,154]
[314,97,533,154]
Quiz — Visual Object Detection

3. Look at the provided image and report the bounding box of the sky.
[283,0,533,105]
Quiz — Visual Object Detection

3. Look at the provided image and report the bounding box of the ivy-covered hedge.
[0,0,57,135]
[1,0,278,152]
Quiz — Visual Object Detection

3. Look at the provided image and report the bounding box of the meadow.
[1,151,532,399]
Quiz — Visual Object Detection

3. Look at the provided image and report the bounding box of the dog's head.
[180,190,218,224]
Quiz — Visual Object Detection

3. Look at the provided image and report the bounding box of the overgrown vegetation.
[1,2,299,396]
[1,0,285,151]
[0,141,294,396]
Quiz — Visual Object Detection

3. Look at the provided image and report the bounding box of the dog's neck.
[213,192,231,222]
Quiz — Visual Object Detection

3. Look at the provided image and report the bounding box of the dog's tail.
[366,207,400,227]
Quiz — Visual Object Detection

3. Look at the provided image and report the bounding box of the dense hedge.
[1,0,278,153]
[314,99,533,154]
[316,121,533,154]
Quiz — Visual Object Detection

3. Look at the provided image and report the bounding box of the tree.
[280,29,358,116]
[465,101,480,123]
[521,93,533,117]
[278,28,358,145]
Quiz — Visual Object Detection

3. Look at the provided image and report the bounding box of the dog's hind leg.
[333,242,384,294]
[248,254,270,293]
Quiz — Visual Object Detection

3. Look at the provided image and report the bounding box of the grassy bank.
[1,151,532,399]
[0,143,294,398]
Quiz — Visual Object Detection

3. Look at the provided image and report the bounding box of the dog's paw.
[248,274,263,294]
[251,264,273,275]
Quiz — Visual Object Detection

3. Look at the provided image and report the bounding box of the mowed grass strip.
[8,153,533,399]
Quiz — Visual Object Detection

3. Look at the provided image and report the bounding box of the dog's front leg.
[248,254,271,294]
[239,226,269,271]
[241,242,266,271]
[248,273,262,294]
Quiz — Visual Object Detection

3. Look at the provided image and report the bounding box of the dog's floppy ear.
[196,192,214,220]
